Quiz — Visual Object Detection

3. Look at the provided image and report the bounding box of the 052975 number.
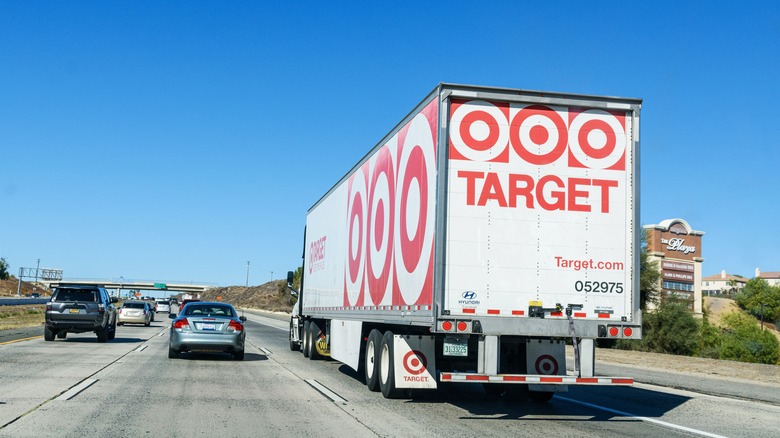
[575,281,624,294]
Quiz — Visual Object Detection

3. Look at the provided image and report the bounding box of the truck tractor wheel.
[57,331,67,339]
[44,326,56,341]
[364,329,382,392]
[379,331,403,399]
[289,321,300,351]
[308,321,322,360]
[302,321,311,358]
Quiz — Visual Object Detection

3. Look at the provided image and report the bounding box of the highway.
[1,310,778,437]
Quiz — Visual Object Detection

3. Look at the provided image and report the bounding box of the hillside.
[705,296,780,344]
[196,281,295,313]
[0,278,45,297]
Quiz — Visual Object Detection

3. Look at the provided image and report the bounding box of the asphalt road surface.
[1,310,778,437]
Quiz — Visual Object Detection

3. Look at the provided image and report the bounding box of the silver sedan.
[168,302,247,360]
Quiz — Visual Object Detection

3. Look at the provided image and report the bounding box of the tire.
[57,331,67,339]
[145,320,151,327]
[96,326,109,343]
[168,347,179,359]
[379,331,403,399]
[529,391,555,402]
[117,322,124,326]
[302,321,311,358]
[108,321,116,340]
[289,321,300,351]
[233,349,245,361]
[44,326,55,341]
[308,321,321,360]
[364,329,382,392]
[150,314,155,322]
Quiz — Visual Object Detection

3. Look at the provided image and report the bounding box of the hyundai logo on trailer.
[459,291,480,305]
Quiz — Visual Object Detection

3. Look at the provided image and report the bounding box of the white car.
[155,300,171,313]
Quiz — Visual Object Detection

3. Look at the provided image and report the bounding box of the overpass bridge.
[42,279,215,294]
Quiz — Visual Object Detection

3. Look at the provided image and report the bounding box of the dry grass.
[0,304,45,330]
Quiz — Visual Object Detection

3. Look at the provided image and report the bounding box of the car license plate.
[69,308,80,314]
[201,323,216,331]
[443,338,468,356]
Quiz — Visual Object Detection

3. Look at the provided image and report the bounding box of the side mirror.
[286,271,294,287]
[111,297,119,303]
[168,313,176,319]
[239,316,247,322]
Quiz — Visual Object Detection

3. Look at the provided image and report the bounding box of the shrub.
[640,299,699,355]
[719,312,779,364]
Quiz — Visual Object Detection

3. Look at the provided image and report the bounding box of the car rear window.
[184,305,234,317]
[54,289,97,302]
[123,302,146,309]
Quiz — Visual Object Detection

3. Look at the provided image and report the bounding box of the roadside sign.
[154,283,167,290]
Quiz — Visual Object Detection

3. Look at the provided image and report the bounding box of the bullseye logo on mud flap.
[402,350,428,381]
[343,99,438,308]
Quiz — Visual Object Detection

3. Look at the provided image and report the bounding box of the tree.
[736,278,780,323]
[639,230,660,311]
[641,298,699,355]
[0,257,9,280]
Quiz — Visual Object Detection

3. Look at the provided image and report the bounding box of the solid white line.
[305,379,347,405]
[557,396,728,438]
[56,379,98,401]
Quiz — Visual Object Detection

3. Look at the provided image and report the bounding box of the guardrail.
[0,298,49,306]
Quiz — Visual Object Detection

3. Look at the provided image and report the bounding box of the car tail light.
[118,308,123,314]
[98,303,105,313]
[228,320,243,333]
[173,318,190,331]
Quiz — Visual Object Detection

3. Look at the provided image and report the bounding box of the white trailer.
[287,83,642,400]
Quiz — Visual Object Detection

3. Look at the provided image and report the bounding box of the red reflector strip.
[550,312,563,317]
[598,313,611,318]
[439,373,633,385]
[574,312,587,318]
[487,309,500,315]
[511,310,525,316]
[462,308,476,314]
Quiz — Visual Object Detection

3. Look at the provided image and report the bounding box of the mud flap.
[392,335,437,389]
[526,340,568,393]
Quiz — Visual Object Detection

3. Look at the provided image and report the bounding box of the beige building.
[701,271,747,297]
[643,218,704,314]
[755,268,780,286]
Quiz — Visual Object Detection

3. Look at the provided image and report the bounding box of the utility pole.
[246,261,250,287]
[35,258,40,283]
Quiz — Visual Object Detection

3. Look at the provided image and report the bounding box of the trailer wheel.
[302,321,311,358]
[308,321,322,360]
[289,321,300,351]
[364,329,382,392]
[379,331,403,399]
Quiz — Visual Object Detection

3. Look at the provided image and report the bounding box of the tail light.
[227,320,243,333]
[98,304,105,313]
[118,308,123,314]
[173,318,190,331]
[46,302,53,311]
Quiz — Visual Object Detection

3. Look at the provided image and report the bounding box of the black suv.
[45,285,118,342]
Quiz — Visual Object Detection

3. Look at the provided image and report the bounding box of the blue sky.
[1,2,778,287]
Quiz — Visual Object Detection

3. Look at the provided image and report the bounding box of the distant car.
[177,299,201,313]
[44,285,117,342]
[155,299,171,313]
[29,293,41,298]
[168,302,247,360]
[117,301,153,326]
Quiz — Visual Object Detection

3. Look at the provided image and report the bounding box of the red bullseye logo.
[450,99,627,171]
[535,354,559,375]
[344,100,437,308]
[403,350,428,375]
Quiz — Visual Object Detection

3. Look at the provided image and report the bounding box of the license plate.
[201,323,216,331]
[443,338,468,356]
[69,308,80,314]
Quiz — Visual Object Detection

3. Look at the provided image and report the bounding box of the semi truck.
[287,83,642,400]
